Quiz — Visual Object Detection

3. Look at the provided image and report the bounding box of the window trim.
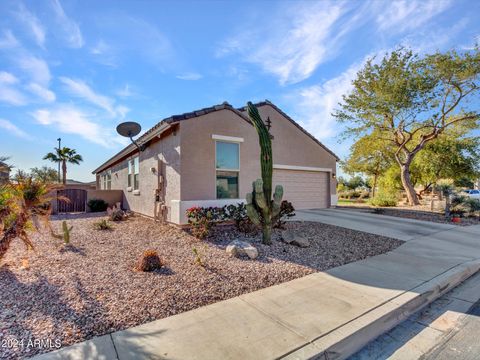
[215,140,240,199]
[127,156,140,191]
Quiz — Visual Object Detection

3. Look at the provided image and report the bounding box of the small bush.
[368,193,397,207]
[186,207,215,239]
[87,199,108,212]
[136,250,163,272]
[94,219,113,230]
[224,203,257,233]
[107,205,126,221]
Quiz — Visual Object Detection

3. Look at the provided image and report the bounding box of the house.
[93,100,339,224]
[0,160,10,183]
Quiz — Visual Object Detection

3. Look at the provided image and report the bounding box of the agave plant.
[0,176,61,260]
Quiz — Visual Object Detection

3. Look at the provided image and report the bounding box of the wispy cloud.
[176,72,203,81]
[32,105,124,147]
[377,0,452,33]
[17,53,51,86]
[286,61,364,141]
[217,1,366,85]
[0,71,27,106]
[115,84,134,98]
[0,119,31,139]
[27,83,56,102]
[0,30,20,49]
[51,0,84,48]
[14,2,46,47]
[59,77,128,118]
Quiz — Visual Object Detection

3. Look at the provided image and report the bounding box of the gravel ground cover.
[0,214,403,359]
[337,205,480,226]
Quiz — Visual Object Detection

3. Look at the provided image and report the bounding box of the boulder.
[281,230,310,248]
[226,240,258,259]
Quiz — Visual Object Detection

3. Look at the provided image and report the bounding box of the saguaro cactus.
[61,221,73,244]
[245,102,283,245]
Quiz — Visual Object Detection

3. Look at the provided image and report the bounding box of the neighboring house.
[0,161,10,183]
[93,100,339,224]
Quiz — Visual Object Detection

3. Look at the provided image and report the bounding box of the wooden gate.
[57,189,87,213]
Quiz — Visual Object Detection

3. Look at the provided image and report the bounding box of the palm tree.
[43,147,83,185]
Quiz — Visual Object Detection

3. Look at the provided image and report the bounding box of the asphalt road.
[424,300,480,360]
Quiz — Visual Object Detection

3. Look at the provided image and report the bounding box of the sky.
[0,0,479,182]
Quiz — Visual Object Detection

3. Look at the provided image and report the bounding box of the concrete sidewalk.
[32,223,480,360]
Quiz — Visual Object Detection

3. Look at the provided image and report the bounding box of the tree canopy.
[334,47,480,205]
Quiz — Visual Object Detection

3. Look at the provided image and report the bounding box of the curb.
[281,259,480,360]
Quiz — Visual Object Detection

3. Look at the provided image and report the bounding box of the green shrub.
[368,193,397,207]
[87,199,108,212]
[186,207,216,239]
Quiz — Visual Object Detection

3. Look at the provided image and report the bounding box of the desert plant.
[94,219,113,230]
[0,176,60,260]
[367,192,398,207]
[51,220,73,244]
[273,200,296,229]
[136,249,163,272]
[107,205,126,221]
[186,207,214,239]
[192,246,205,267]
[224,203,256,233]
[87,199,109,212]
[245,102,283,245]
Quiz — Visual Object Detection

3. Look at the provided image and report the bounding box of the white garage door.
[273,169,330,209]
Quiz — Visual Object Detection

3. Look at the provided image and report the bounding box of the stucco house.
[93,100,339,224]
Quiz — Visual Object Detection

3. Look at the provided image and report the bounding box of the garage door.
[273,169,330,209]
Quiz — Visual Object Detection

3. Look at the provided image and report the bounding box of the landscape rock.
[226,240,258,259]
[281,230,310,247]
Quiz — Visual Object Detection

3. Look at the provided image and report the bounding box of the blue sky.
[0,0,479,181]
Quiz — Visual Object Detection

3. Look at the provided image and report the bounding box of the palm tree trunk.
[0,214,27,260]
[62,160,67,185]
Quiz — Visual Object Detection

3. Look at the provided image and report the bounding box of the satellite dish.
[116,122,141,138]
[116,121,146,152]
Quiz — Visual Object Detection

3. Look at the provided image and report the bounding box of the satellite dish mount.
[116,122,146,152]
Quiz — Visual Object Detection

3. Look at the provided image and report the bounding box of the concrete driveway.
[294,208,456,241]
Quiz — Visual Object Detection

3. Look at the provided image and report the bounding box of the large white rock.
[226,240,258,259]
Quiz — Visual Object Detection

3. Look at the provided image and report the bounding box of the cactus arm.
[272,185,284,217]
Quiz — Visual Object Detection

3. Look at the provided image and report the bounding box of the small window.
[127,157,139,190]
[106,170,111,190]
[216,141,239,199]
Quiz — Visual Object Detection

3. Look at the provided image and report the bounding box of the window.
[216,141,239,198]
[128,157,139,190]
[101,170,111,190]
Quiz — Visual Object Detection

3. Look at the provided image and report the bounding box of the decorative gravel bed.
[337,205,480,226]
[0,214,403,359]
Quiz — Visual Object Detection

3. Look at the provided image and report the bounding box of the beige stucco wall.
[180,105,337,202]
[251,105,338,195]
[86,190,123,210]
[99,131,181,221]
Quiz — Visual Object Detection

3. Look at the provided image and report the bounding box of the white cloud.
[217,1,365,85]
[116,84,134,98]
[27,83,56,102]
[0,72,26,106]
[287,61,363,141]
[377,0,452,33]
[15,3,46,47]
[17,53,51,86]
[59,77,128,118]
[51,0,84,48]
[32,105,124,147]
[60,77,114,114]
[0,30,20,49]
[176,72,203,81]
[0,119,31,139]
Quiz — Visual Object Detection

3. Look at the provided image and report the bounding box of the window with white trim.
[101,170,111,190]
[127,157,139,190]
[216,141,239,199]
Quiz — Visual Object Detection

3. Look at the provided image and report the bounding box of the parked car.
[464,189,480,199]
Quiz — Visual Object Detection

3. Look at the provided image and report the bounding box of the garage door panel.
[273,169,329,210]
